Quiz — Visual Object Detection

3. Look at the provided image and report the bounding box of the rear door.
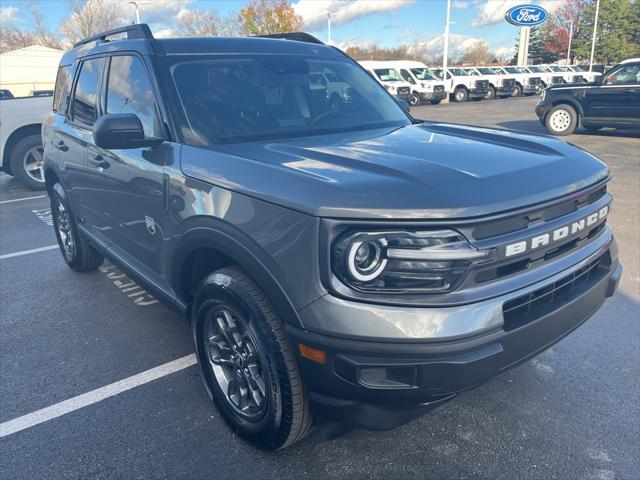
[81,53,170,274]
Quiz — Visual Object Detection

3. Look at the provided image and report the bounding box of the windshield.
[570,65,587,72]
[527,65,545,72]
[505,66,527,74]
[373,68,403,82]
[465,69,479,76]
[167,55,410,145]
[450,68,469,76]
[550,65,569,72]
[410,68,437,81]
[478,67,496,75]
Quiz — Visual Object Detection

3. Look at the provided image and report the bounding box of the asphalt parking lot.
[1,96,638,480]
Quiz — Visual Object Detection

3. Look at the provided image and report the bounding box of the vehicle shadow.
[498,120,640,138]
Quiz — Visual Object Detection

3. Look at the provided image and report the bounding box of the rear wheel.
[50,183,104,271]
[193,267,313,450]
[453,87,468,102]
[9,134,46,190]
[545,104,578,136]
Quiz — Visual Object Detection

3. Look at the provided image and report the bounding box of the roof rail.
[256,32,325,45]
[73,23,154,48]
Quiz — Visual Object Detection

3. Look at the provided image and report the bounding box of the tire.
[545,104,578,136]
[430,98,441,105]
[50,183,104,272]
[409,92,421,107]
[485,86,496,100]
[9,133,46,190]
[453,87,468,102]
[512,84,523,97]
[193,267,312,450]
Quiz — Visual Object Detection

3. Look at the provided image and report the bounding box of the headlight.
[540,89,546,100]
[332,230,492,293]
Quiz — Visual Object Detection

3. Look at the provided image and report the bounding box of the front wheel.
[50,183,104,271]
[430,98,441,105]
[453,87,468,102]
[545,104,578,136]
[193,267,313,450]
[409,92,421,107]
[485,86,496,100]
[512,84,523,97]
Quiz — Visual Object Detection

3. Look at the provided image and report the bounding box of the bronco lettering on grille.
[505,205,609,257]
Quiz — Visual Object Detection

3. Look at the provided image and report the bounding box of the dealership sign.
[505,4,548,27]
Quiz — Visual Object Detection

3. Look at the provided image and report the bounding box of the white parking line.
[0,354,197,438]
[0,245,59,260]
[0,195,47,205]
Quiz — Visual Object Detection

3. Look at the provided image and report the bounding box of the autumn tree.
[177,8,238,37]
[60,0,123,44]
[238,0,303,36]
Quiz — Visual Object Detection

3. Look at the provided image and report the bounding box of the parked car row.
[357,60,604,105]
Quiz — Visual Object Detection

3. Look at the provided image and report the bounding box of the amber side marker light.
[298,343,326,364]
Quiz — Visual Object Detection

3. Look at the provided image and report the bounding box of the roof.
[0,45,63,58]
[620,57,640,64]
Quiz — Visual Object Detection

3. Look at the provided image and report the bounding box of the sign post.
[505,4,548,65]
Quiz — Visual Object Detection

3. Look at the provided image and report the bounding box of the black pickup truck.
[43,25,622,450]
[536,58,640,135]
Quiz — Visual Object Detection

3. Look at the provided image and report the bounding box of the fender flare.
[549,96,585,118]
[169,217,305,328]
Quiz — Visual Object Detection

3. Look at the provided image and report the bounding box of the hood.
[547,81,599,91]
[181,123,609,220]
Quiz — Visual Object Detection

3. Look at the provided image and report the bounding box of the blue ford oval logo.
[505,4,548,27]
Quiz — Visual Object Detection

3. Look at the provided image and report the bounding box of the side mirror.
[93,113,161,150]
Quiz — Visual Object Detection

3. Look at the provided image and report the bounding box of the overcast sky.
[0,0,565,57]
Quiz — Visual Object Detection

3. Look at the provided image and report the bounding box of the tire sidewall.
[454,88,468,102]
[50,183,78,265]
[409,92,420,106]
[485,86,495,100]
[193,276,287,448]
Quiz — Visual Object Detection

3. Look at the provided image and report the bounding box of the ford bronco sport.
[43,25,622,450]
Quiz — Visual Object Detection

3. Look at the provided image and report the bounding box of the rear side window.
[71,57,104,126]
[53,65,72,114]
[105,55,159,137]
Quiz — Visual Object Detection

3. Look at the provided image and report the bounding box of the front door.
[81,54,170,274]
[584,63,640,123]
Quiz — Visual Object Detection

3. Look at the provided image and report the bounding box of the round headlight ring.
[347,239,387,282]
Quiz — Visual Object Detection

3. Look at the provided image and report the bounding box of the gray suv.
[43,25,622,450]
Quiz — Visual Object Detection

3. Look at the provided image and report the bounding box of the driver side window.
[400,70,415,84]
[606,64,640,85]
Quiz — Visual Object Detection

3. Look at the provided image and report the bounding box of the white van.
[359,61,412,102]
[379,60,447,106]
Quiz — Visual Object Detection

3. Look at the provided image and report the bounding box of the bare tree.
[28,1,64,49]
[60,0,124,44]
[461,40,495,66]
[176,8,239,37]
[0,2,63,53]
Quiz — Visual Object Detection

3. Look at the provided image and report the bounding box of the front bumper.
[535,100,551,122]
[420,91,446,101]
[290,235,621,430]
[524,84,542,94]
[469,88,488,98]
[497,86,516,94]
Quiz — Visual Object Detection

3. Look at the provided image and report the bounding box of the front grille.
[502,253,607,330]
[528,77,541,85]
[552,76,564,84]
[471,186,606,241]
[397,86,410,96]
[434,85,444,92]
[504,79,515,88]
[476,80,488,89]
[573,75,584,82]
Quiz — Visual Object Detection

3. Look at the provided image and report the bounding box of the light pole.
[589,0,601,72]
[327,12,339,44]
[443,0,451,73]
[128,1,142,24]
[564,20,573,64]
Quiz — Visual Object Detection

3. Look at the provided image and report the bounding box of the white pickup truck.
[0,95,52,190]
[495,66,543,96]
[382,60,447,106]
[464,67,517,99]
[359,61,412,102]
[429,67,490,102]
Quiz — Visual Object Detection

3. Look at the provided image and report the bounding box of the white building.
[0,45,64,98]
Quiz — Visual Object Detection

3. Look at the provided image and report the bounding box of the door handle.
[88,154,110,169]
[55,140,68,152]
